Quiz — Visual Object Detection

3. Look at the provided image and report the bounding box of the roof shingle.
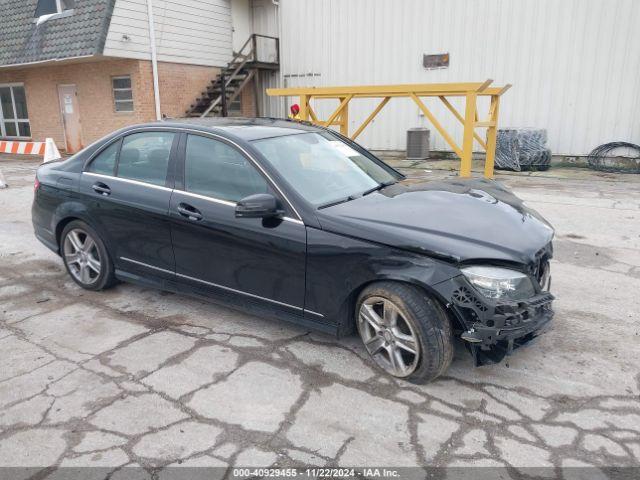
[0,0,115,66]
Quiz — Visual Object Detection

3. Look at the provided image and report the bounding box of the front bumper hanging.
[434,275,555,366]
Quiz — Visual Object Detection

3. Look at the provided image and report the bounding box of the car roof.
[131,117,324,141]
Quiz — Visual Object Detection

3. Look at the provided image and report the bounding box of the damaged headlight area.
[433,262,554,367]
[461,266,536,301]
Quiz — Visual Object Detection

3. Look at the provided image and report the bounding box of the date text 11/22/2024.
[232,468,400,477]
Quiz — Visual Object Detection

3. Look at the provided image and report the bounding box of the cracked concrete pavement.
[0,156,639,477]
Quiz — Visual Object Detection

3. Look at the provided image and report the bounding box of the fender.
[51,197,116,255]
[304,227,461,334]
[33,162,113,254]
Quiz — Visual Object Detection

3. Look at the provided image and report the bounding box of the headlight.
[461,266,536,301]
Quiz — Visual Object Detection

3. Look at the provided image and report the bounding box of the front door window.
[0,85,30,138]
[184,134,270,202]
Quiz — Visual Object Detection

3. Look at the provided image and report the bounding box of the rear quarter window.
[87,140,119,176]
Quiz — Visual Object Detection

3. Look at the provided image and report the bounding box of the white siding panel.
[277,0,640,154]
[252,0,281,116]
[104,0,233,67]
[231,0,252,53]
[252,0,279,37]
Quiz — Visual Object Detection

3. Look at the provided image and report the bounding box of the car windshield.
[252,132,399,207]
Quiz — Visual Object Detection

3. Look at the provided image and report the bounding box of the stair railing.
[201,38,254,117]
[200,34,280,117]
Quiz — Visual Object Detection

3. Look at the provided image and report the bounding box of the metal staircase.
[186,34,279,117]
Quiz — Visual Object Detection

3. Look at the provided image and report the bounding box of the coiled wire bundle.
[587,142,640,173]
[495,128,552,171]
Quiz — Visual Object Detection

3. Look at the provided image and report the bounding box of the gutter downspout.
[274,0,284,116]
[146,0,161,120]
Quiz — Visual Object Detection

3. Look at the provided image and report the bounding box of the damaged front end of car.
[433,243,554,366]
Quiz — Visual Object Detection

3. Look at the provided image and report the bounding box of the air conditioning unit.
[406,128,430,160]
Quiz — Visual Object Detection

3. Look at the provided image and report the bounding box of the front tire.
[60,220,116,291]
[356,282,453,383]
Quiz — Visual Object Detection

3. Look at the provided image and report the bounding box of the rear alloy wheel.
[61,221,116,291]
[63,228,102,285]
[356,282,453,383]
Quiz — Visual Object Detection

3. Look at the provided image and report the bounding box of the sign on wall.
[423,53,449,69]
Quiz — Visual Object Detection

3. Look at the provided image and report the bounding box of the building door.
[231,0,251,54]
[57,84,83,153]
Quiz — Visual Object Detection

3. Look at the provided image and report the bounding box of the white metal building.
[263,0,640,155]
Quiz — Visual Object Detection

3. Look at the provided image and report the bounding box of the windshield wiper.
[317,194,359,210]
[318,180,398,210]
[361,179,397,197]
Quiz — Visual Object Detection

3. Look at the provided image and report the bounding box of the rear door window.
[116,131,175,186]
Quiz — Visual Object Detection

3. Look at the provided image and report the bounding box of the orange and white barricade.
[0,138,60,161]
[0,140,46,155]
[0,138,61,188]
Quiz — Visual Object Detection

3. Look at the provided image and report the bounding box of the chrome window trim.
[83,171,172,192]
[173,189,236,207]
[120,257,174,275]
[176,272,303,311]
[83,125,304,222]
[83,173,303,226]
[163,188,304,224]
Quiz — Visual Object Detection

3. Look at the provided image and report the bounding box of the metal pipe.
[146,0,162,120]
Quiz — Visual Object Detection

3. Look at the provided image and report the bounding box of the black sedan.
[32,118,554,383]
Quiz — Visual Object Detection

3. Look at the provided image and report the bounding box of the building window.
[0,85,31,139]
[112,76,134,112]
[34,0,75,17]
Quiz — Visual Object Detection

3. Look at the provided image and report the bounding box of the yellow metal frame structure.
[267,80,511,178]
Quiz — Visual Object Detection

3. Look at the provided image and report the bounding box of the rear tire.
[60,220,116,291]
[356,282,453,383]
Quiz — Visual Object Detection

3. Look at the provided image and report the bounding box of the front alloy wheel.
[358,296,420,377]
[356,282,453,383]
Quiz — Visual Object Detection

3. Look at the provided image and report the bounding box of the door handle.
[92,182,111,196]
[177,203,203,221]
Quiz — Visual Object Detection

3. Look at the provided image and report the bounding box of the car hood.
[315,178,554,265]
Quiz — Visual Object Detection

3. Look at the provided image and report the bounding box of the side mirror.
[235,193,283,219]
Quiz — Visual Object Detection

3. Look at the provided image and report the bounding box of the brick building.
[0,0,280,153]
